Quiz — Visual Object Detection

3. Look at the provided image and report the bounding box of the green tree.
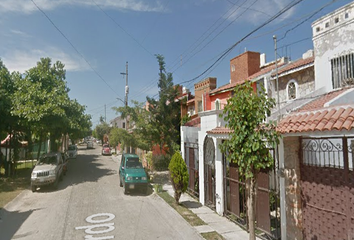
[168,151,189,203]
[113,100,152,152]
[220,81,279,240]
[146,55,181,155]
[94,122,111,144]
[11,58,90,156]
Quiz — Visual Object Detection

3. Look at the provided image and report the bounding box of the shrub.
[152,154,170,171]
[168,152,189,203]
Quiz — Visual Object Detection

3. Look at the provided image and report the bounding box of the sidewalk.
[152,171,260,240]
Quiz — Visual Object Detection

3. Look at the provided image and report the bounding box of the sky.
[1,0,352,128]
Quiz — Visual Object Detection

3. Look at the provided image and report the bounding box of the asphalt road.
[0,144,203,240]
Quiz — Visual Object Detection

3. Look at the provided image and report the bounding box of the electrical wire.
[176,0,305,86]
[277,0,340,42]
[31,0,120,97]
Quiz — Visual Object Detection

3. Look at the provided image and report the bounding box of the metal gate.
[204,137,216,208]
[301,137,354,240]
[223,148,280,239]
[184,142,199,197]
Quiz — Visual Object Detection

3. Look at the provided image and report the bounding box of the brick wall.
[194,77,217,114]
[230,51,260,84]
[283,136,303,240]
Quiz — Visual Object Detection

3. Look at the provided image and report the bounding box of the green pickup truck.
[119,153,148,194]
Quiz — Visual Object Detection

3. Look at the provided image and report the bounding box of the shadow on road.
[0,208,40,240]
[34,152,115,192]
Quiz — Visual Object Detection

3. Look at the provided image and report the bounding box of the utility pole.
[104,104,106,123]
[273,35,280,120]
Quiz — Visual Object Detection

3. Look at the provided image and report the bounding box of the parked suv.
[119,153,148,194]
[67,145,78,159]
[31,152,64,192]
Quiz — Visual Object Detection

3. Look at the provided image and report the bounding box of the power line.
[31,0,120,96]
[278,0,340,42]
[177,0,305,86]
[91,0,155,58]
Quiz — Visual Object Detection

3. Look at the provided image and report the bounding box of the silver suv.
[31,152,64,192]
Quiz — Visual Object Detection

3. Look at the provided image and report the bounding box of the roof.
[209,82,238,95]
[271,56,314,77]
[277,88,354,134]
[277,106,354,134]
[207,127,233,134]
[184,116,200,127]
[247,62,285,81]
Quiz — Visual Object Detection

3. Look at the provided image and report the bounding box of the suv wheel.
[119,177,123,187]
[123,182,127,195]
[53,177,59,190]
[31,184,36,192]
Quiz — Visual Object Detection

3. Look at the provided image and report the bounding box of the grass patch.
[0,168,32,209]
[157,191,205,226]
[201,231,225,240]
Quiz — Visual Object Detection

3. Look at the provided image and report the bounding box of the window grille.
[331,53,354,89]
[287,82,296,100]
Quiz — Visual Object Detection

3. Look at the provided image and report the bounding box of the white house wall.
[312,2,354,92]
[180,125,199,165]
[198,110,225,216]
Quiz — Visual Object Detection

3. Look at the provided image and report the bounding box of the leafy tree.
[113,100,152,152]
[168,151,189,203]
[11,58,90,156]
[146,55,181,155]
[94,122,111,144]
[220,81,279,240]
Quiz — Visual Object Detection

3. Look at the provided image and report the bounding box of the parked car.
[87,141,94,149]
[67,145,78,159]
[102,144,112,155]
[31,152,64,192]
[63,153,69,176]
[119,153,148,194]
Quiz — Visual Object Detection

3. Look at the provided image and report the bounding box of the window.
[231,65,235,72]
[331,53,354,89]
[215,99,220,110]
[122,122,125,129]
[287,80,297,100]
[345,12,349,19]
[335,17,339,23]
[197,101,203,112]
[325,22,329,28]
[316,27,320,32]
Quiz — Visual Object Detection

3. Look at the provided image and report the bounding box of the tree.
[168,151,189,203]
[146,55,181,156]
[11,58,90,156]
[94,122,111,144]
[220,81,279,240]
[113,100,153,152]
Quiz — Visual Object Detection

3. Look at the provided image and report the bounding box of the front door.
[204,137,215,208]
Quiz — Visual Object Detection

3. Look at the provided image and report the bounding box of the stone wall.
[283,136,303,240]
[277,67,315,110]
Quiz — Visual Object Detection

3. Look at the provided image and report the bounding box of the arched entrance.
[204,136,215,208]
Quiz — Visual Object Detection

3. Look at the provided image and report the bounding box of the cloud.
[0,0,164,14]
[2,47,90,73]
[224,0,296,25]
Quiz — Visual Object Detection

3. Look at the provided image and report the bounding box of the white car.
[67,145,78,159]
[87,141,94,149]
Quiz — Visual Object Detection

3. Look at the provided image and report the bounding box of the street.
[0,145,202,240]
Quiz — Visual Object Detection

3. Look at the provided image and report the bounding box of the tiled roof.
[209,82,238,94]
[207,127,233,134]
[187,98,195,104]
[277,88,354,134]
[277,106,354,134]
[184,116,200,127]
[247,62,285,81]
[271,56,314,77]
[294,88,348,112]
